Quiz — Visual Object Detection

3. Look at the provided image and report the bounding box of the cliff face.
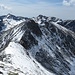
[0,14,75,75]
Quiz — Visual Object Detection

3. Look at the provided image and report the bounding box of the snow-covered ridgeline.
[3,42,54,75]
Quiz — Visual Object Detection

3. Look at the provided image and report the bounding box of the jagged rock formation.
[0,14,75,75]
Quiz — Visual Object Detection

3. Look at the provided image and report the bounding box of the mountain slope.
[0,42,53,75]
[57,20,75,32]
[0,14,75,75]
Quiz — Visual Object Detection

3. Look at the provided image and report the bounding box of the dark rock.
[0,71,3,74]
[27,20,42,36]
[20,30,38,49]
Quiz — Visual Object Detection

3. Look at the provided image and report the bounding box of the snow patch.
[2,18,25,31]
[4,42,55,75]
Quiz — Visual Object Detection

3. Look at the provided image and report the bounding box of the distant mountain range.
[0,14,75,75]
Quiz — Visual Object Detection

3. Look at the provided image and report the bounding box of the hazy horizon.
[0,0,75,20]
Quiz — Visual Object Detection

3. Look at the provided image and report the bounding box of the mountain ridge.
[0,14,75,75]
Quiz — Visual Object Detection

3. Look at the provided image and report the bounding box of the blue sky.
[0,0,75,19]
[11,0,62,3]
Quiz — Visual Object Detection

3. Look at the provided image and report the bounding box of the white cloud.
[63,0,75,6]
[0,4,11,10]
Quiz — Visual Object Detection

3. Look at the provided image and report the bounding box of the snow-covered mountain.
[0,14,75,75]
[57,20,75,32]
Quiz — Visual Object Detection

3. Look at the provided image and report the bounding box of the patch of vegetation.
[8,72,18,75]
